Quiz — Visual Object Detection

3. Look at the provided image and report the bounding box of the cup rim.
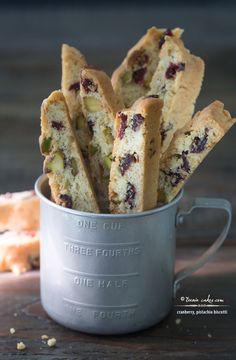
[35,174,183,219]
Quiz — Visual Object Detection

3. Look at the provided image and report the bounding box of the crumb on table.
[10,328,15,334]
[17,342,26,351]
[47,337,57,347]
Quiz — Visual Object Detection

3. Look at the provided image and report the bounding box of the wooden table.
[0,247,235,359]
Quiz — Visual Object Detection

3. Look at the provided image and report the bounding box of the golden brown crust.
[61,44,87,120]
[111,27,183,108]
[158,101,236,203]
[40,90,100,212]
[0,230,40,274]
[61,44,90,158]
[149,36,205,154]
[81,67,122,116]
[109,96,163,213]
[80,68,122,212]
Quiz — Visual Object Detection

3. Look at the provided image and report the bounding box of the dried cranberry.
[180,151,190,173]
[165,62,185,79]
[135,51,149,67]
[124,182,136,209]
[118,112,128,139]
[52,121,64,130]
[159,29,173,48]
[131,114,144,131]
[81,78,97,93]
[162,169,185,187]
[69,82,80,92]
[119,153,138,176]
[160,123,173,143]
[59,194,73,209]
[190,128,209,153]
[132,68,147,84]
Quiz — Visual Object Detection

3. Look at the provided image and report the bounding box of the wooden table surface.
[0,247,236,360]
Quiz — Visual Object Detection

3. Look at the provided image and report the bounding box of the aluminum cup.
[35,175,232,335]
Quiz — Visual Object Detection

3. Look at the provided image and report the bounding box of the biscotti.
[0,230,40,275]
[159,101,236,203]
[61,44,91,158]
[109,96,163,213]
[111,27,183,108]
[80,67,122,211]
[148,36,204,154]
[0,190,39,232]
[40,90,100,212]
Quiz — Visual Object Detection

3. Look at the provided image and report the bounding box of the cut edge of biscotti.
[158,101,236,204]
[109,95,163,214]
[111,26,183,108]
[0,230,40,275]
[80,67,122,211]
[149,35,205,154]
[0,190,39,232]
[61,44,91,159]
[40,90,100,213]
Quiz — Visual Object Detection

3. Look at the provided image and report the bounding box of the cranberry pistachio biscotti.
[109,96,163,213]
[0,230,40,275]
[159,101,236,203]
[0,190,39,232]
[61,44,91,158]
[111,26,183,108]
[148,36,204,154]
[40,90,100,212]
[80,67,122,211]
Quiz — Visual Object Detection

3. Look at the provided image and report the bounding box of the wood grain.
[0,247,235,359]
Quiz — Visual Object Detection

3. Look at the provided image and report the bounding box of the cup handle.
[174,197,232,296]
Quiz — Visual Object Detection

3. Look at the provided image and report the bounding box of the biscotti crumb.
[41,334,49,340]
[47,337,57,347]
[10,328,15,334]
[175,318,181,325]
[17,342,26,351]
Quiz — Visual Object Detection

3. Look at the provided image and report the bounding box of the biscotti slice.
[0,230,39,275]
[0,190,39,232]
[111,27,183,108]
[159,101,236,204]
[61,44,90,158]
[148,36,205,154]
[80,68,122,211]
[40,90,100,213]
[109,96,163,213]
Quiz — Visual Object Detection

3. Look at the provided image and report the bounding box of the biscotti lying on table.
[0,190,39,232]
[0,190,40,274]
[0,230,40,275]
[39,26,235,215]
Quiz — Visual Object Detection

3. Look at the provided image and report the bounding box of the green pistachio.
[41,137,52,155]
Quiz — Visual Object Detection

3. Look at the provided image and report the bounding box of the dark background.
[0,1,235,244]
